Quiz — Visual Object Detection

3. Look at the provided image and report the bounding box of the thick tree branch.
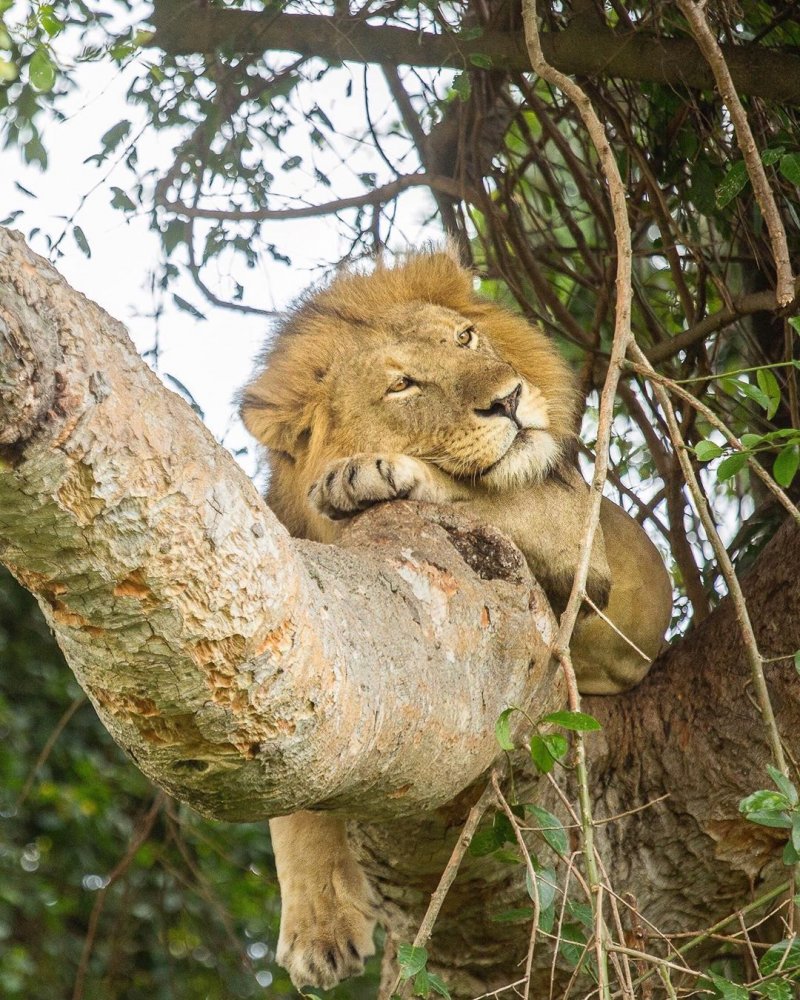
[0,227,554,823]
[148,3,800,106]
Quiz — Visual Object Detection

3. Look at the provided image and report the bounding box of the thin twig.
[72,793,165,1000]
[388,773,499,998]
[582,594,651,662]
[630,343,788,774]
[523,6,637,997]
[626,361,800,526]
[676,0,794,306]
[492,774,540,1000]
[16,695,85,807]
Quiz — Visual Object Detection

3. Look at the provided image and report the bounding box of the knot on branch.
[338,500,532,586]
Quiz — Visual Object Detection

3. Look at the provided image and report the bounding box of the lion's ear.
[238,382,312,458]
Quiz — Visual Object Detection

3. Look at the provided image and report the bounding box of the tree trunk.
[1,228,797,996]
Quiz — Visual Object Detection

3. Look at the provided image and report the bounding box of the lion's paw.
[309,453,433,520]
[276,869,377,991]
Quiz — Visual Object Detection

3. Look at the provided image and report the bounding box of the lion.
[239,249,673,990]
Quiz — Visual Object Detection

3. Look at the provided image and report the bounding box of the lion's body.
[240,250,672,989]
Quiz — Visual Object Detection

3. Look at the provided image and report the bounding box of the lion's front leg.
[308,453,441,520]
[271,812,378,991]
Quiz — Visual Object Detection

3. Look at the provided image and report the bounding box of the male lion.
[240,249,672,990]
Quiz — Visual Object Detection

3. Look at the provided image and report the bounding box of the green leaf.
[427,971,452,998]
[755,980,794,1000]
[493,848,523,865]
[558,922,589,969]
[100,119,132,154]
[541,732,569,761]
[757,367,781,419]
[708,972,748,1000]
[495,708,516,751]
[398,945,428,979]
[29,47,56,92]
[529,734,555,773]
[742,810,792,830]
[39,6,63,37]
[715,160,749,208]
[490,907,533,923]
[736,379,773,411]
[716,451,748,481]
[694,439,725,461]
[452,73,471,102]
[468,827,504,857]
[774,445,799,488]
[526,864,557,910]
[524,804,568,856]
[740,789,792,815]
[794,650,800,675]
[468,53,493,69]
[538,902,555,932]
[791,812,800,851]
[172,295,206,320]
[768,765,798,805]
[540,710,601,732]
[72,226,91,258]
[761,146,786,166]
[413,968,431,997]
[759,939,800,978]
[110,186,136,212]
[783,838,800,865]
[779,152,800,186]
[566,900,594,927]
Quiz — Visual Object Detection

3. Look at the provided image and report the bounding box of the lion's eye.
[386,375,413,394]
[455,326,477,348]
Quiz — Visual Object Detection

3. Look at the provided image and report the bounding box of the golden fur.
[240,249,673,990]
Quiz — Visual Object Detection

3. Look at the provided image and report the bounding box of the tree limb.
[148,2,800,107]
[0,226,555,823]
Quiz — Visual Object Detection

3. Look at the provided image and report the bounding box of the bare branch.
[676,0,795,306]
[157,172,465,222]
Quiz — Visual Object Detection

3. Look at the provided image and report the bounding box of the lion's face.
[324,303,557,490]
[240,250,579,536]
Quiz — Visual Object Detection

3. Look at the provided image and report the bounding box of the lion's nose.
[476,383,522,423]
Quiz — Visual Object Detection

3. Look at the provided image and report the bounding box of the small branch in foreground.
[523,4,636,997]
[629,343,788,775]
[676,0,795,306]
[387,772,500,999]
[492,774,540,1000]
